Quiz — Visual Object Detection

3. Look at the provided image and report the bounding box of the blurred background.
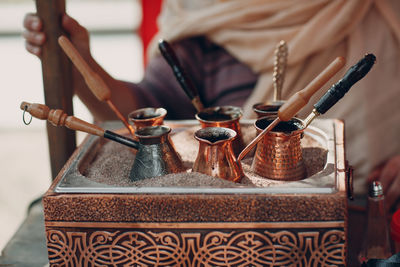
[0,0,144,250]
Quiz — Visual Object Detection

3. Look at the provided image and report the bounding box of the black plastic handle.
[158,39,199,101]
[104,130,139,149]
[314,54,376,114]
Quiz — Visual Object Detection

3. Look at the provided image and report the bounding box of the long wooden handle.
[58,35,111,101]
[20,101,105,137]
[277,56,346,121]
[58,35,135,137]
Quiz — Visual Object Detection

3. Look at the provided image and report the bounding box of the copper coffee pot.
[251,116,306,180]
[129,125,185,181]
[128,107,167,131]
[20,102,185,181]
[193,127,243,182]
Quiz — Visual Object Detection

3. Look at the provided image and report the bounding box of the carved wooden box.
[43,119,350,266]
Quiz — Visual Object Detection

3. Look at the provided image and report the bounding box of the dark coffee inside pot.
[197,111,234,121]
[255,117,303,133]
[255,104,280,112]
[128,107,167,132]
[196,128,233,143]
[252,101,285,118]
[133,113,159,119]
[131,109,162,119]
[196,106,241,122]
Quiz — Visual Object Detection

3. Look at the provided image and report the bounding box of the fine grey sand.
[83,125,327,188]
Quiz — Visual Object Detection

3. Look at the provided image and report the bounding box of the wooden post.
[36,0,76,179]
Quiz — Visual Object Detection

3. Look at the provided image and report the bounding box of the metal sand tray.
[43,119,351,266]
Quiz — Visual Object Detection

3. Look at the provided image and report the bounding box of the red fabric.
[140,0,162,67]
[391,209,400,241]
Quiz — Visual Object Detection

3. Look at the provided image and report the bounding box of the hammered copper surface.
[193,127,243,183]
[252,116,307,181]
[128,107,167,131]
[195,106,245,156]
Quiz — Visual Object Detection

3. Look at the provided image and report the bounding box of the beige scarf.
[148,0,400,193]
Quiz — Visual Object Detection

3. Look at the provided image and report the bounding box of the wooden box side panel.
[45,222,346,266]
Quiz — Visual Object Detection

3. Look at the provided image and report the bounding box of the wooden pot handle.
[278,56,346,121]
[20,101,105,137]
[58,35,111,102]
[58,35,136,137]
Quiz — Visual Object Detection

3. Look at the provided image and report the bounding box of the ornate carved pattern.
[46,227,345,266]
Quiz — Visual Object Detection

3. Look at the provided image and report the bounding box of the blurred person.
[23,0,400,209]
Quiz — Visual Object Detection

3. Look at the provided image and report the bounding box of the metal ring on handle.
[22,105,32,125]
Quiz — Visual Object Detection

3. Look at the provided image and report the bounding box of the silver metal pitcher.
[130,125,185,181]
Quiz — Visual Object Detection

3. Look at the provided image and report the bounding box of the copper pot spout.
[195,106,245,157]
[193,127,243,183]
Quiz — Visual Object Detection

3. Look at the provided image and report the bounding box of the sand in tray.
[82,125,327,188]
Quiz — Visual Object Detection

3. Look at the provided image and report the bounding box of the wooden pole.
[36,0,76,180]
